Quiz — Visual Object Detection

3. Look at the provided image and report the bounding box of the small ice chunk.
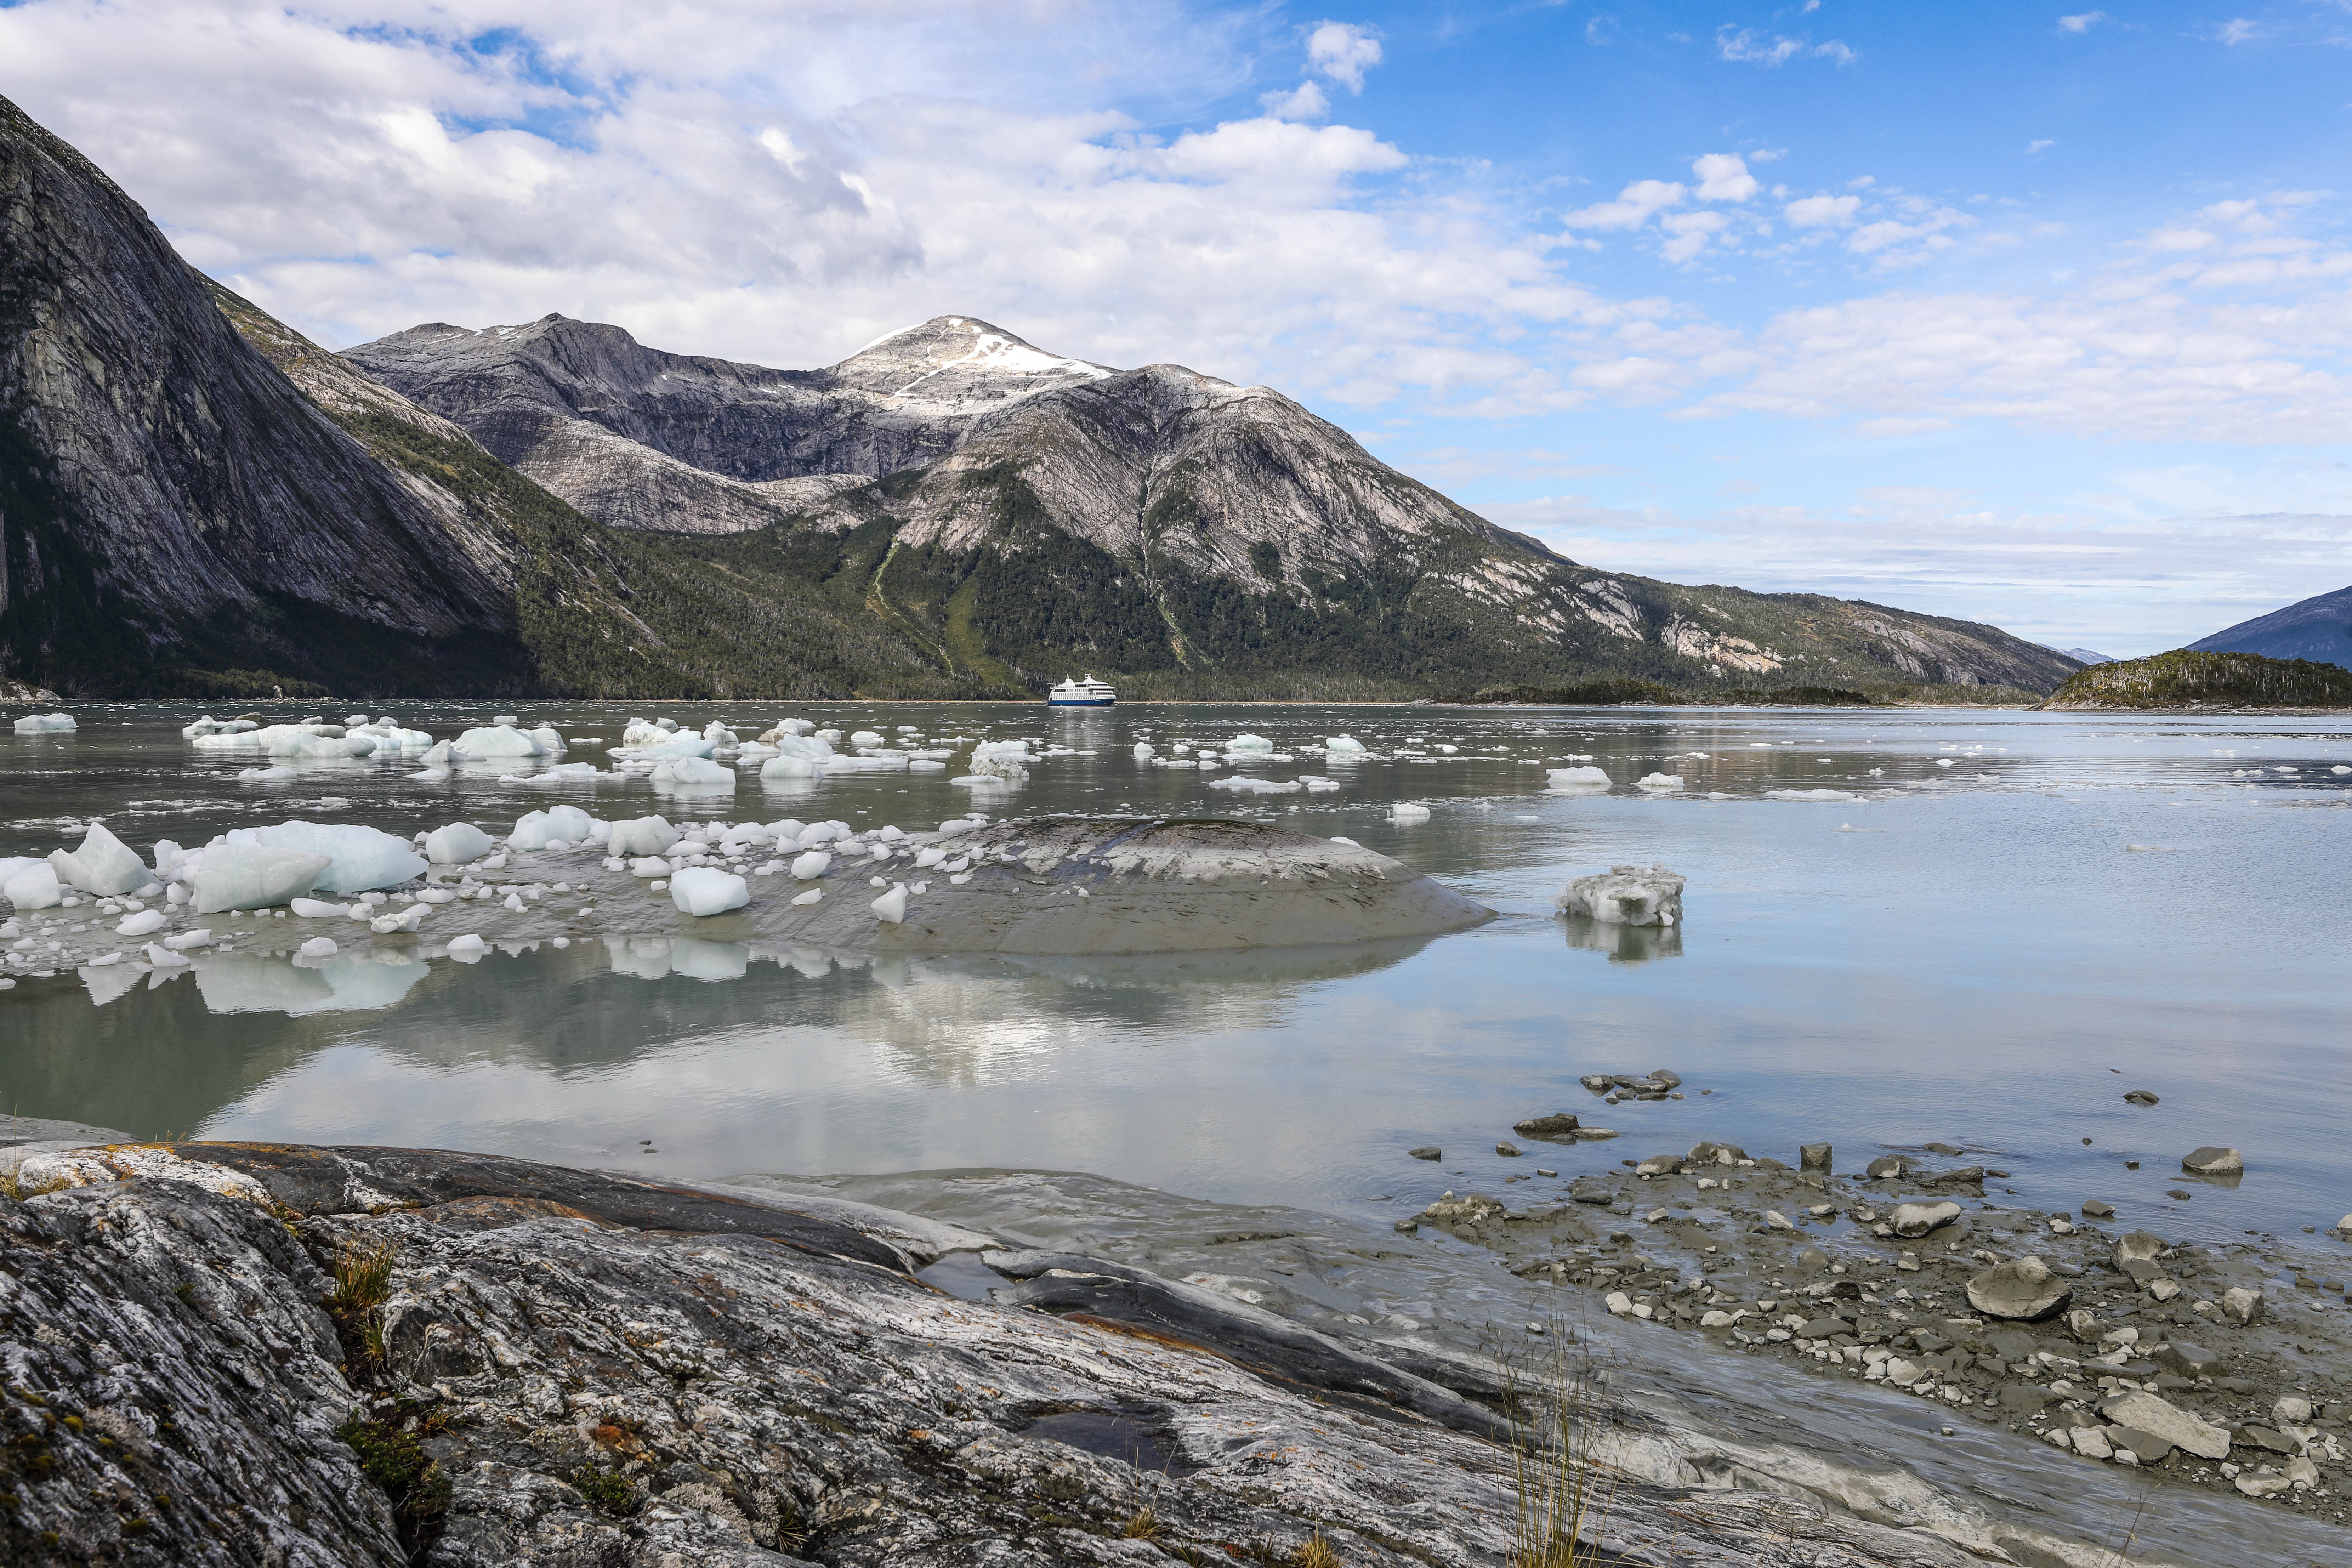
[162,928,212,950]
[651,756,736,788]
[191,845,331,913]
[791,887,822,905]
[48,822,149,896]
[2,859,63,910]
[1133,742,1155,758]
[1546,767,1611,792]
[608,816,680,857]
[1225,734,1274,754]
[1325,735,1366,754]
[290,897,350,919]
[1556,864,1685,926]
[671,867,750,916]
[1636,773,1685,792]
[629,857,672,878]
[1389,804,1431,824]
[114,908,167,937]
[1766,788,1857,802]
[1329,836,1358,846]
[850,730,886,749]
[446,933,486,957]
[298,937,338,959]
[11,712,76,734]
[871,883,909,923]
[142,942,189,967]
[425,822,495,865]
[226,822,426,892]
[1935,758,1955,768]
[791,850,832,880]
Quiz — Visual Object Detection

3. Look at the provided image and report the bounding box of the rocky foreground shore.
[0,1129,2099,1568]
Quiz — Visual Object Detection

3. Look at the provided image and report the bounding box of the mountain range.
[2188,584,2352,670]
[0,92,2081,701]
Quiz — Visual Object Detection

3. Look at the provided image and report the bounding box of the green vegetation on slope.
[2039,648,2352,710]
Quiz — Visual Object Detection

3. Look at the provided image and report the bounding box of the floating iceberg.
[191,844,331,913]
[1132,742,1155,759]
[424,822,495,865]
[1390,803,1432,824]
[350,720,433,751]
[1635,773,1685,792]
[652,756,737,789]
[2,859,64,910]
[181,716,256,739]
[609,816,679,857]
[11,712,76,734]
[505,761,611,787]
[1226,734,1274,755]
[48,822,149,896]
[850,730,885,749]
[760,718,816,740]
[1765,788,1858,802]
[1555,864,1685,926]
[225,822,426,893]
[758,735,836,779]
[510,805,596,849]
[454,724,561,758]
[1546,767,1611,792]
[1325,735,1366,755]
[670,867,750,917]
[1208,775,1301,794]
[633,734,716,762]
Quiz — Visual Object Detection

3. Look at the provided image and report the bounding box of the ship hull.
[1046,695,1115,707]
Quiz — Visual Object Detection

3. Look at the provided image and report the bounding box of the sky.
[5,1,2352,654]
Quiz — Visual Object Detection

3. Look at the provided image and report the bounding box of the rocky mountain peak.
[828,314,1114,411]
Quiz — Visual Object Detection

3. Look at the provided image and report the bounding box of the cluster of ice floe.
[11,712,76,735]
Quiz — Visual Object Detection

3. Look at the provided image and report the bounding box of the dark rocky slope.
[0,94,528,697]
[2188,583,2352,670]
[352,317,2082,700]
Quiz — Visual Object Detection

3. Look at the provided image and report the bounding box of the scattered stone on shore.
[1967,1256,2073,1321]
[2183,1147,2244,1176]
[1892,1201,1962,1238]
[1390,1119,2352,1519]
[1801,1142,1833,1172]
[1495,1141,1522,1158]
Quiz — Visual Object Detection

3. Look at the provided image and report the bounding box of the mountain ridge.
[349,313,2082,697]
[2187,584,2352,670]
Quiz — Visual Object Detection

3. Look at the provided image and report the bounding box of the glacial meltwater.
[10,700,2352,1563]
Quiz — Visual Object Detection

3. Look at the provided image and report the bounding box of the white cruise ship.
[1046,675,1117,708]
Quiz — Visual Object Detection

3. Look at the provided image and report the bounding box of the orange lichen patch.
[589,1423,645,1455]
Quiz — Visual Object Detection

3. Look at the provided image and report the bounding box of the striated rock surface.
[0,1141,2011,1568]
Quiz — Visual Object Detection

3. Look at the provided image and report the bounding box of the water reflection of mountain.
[0,932,1435,1137]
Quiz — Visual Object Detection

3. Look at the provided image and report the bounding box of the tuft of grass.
[0,1168,72,1201]
[1119,1505,1161,1541]
[1289,1532,1342,1568]
[324,1238,397,1365]
[1498,1323,1618,1568]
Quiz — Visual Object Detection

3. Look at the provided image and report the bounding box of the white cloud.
[1563,178,1687,229]
[1691,152,1757,202]
[2217,17,2259,44]
[1784,193,1861,227]
[1715,25,1859,66]
[1261,80,1330,120]
[2027,138,2055,156]
[2146,228,2219,252]
[1304,19,1382,91]
[2057,11,2107,33]
[1659,209,1730,264]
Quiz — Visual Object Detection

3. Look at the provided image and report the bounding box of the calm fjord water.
[4,701,2349,1252]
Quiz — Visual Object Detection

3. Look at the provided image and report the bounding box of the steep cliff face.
[0,93,527,697]
[352,312,2081,696]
